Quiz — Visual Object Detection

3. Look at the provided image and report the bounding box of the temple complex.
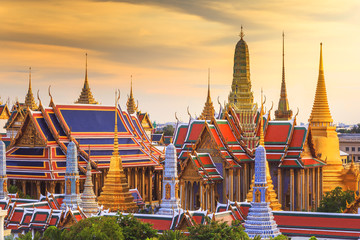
[98,95,137,212]
[75,54,99,105]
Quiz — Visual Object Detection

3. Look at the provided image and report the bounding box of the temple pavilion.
[4,57,164,204]
[175,29,359,212]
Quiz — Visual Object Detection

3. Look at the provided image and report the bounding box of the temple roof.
[126,76,137,114]
[75,54,98,105]
[309,43,333,126]
[199,70,215,121]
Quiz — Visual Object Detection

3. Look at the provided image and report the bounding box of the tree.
[163,125,174,137]
[187,218,249,240]
[317,187,355,213]
[42,226,62,240]
[61,216,124,240]
[116,213,158,240]
[16,231,41,240]
[158,230,187,240]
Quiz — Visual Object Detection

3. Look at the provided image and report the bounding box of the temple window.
[346,147,349,151]
[352,147,355,152]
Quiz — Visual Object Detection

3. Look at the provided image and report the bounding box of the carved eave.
[179,153,204,181]
[138,112,153,130]
[0,105,10,119]
[10,111,47,148]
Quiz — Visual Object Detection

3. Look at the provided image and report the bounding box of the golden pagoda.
[126,76,137,114]
[246,91,282,210]
[24,67,38,110]
[309,43,345,192]
[75,54,99,104]
[199,69,215,121]
[97,92,137,212]
[275,33,292,120]
[228,27,258,149]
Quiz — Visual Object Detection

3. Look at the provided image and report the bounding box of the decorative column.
[207,186,210,211]
[229,168,234,201]
[190,181,193,210]
[301,169,305,210]
[60,182,65,194]
[157,143,181,215]
[134,168,138,190]
[244,164,248,199]
[141,168,145,200]
[36,182,41,199]
[312,169,315,210]
[277,168,282,208]
[237,168,241,201]
[0,141,7,199]
[200,183,203,209]
[296,170,301,210]
[305,169,309,211]
[149,168,153,204]
[290,169,294,211]
[22,181,26,197]
[62,141,81,210]
[316,167,320,207]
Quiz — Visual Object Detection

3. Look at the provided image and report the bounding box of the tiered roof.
[6,101,163,180]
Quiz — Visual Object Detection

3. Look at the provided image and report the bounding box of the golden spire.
[240,25,244,40]
[97,90,136,212]
[275,32,292,120]
[309,43,333,126]
[199,69,215,120]
[24,67,38,110]
[75,53,98,104]
[126,75,137,114]
[259,89,265,146]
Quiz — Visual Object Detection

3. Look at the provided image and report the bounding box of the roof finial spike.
[113,89,120,156]
[130,75,133,97]
[319,42,323,72]
[29,67,32,90]
[85,53,88,83]
[207,68,210,96]
[260,88,265,146]
[240,25,244,40]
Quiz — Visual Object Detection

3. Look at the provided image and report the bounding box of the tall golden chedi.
[309,43,345,192]
[75,54,99,104]
[228,27,258,149]
[199,69,215,121]
[25,67,38,110]
[275,33,292,120]
[97,92,137,212]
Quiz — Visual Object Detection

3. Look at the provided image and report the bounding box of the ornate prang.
[244,144,281,238]
[62,140,82,210]
[199,69,215,121]
[126,75,137,114]
[157,143,181,215]
[80,160,99,217]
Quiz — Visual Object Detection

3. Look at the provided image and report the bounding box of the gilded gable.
[16,117,46,147]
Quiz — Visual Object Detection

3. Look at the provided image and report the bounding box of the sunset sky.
[1,0,360,124]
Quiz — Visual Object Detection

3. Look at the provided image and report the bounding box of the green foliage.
[117,213,158,240]
[252,236,261,240]
[61,216,124,240]
[317,186,355,213]
[16,231,41,240]
[337,124,360,133]
[8,185,32,199]
[187,219,249,240]
[42,226,63,240]
[158,230,187,240]
[309,237,318,240]
[162,125,174,137]
[271,235,288,240]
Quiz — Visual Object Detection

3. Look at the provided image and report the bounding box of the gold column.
[301,169,305,210]
[312,168,315,210]
[229,168,234,201]
[277,168,282,208]
[207,186,210,211]
[60,182,65,194]
[223,168,227,201]
[149,168,153,204]
[316,167,320,208]
[134,168,138,190]
[237,168,241,202]
[290,169,294,211]
[244,164,248,199]
[305,169,309,211]
[296,170,301,211]
[180,181,185,208]
[200,183,203,209]
[36,181,41,199]
[211,184,215,212]
[22,181,26,196]
[141,168,145,200]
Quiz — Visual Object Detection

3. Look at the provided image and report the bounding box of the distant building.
[338,133,360,162]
